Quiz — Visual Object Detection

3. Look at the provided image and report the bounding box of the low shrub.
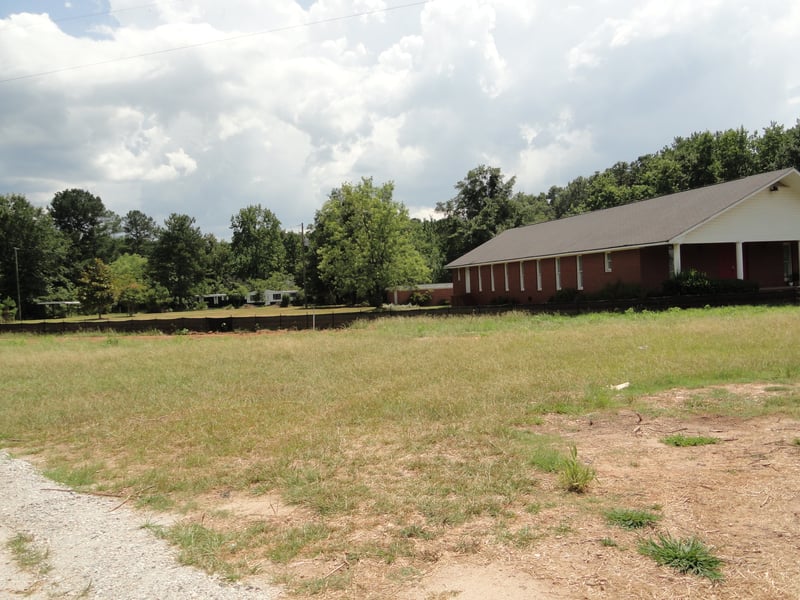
[639,534,723,580]
[549,288,583,304]
[408,290,432,306]
[662,269,759,296]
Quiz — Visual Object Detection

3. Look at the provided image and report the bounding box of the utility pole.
[13,246,21,321]
[301,223,308,309]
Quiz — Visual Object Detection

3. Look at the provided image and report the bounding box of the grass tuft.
[639,533,723,580]
[661,434,720,447]
[605,507,661,530]
[558,445,595,493]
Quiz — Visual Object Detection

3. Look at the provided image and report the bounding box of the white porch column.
[736,242,744,280]
[672,243,682,276]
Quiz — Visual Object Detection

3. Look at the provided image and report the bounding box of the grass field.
[2,305,799,597]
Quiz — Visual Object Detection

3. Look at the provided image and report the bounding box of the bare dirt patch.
[234,384,800,599]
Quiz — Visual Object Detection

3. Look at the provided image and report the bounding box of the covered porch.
[673,241,800,288]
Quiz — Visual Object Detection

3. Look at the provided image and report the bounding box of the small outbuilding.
[446,168,800,305]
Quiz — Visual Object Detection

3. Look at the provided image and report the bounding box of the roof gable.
[446,168,799,268]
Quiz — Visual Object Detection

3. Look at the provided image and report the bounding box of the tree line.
[1,119,799,318]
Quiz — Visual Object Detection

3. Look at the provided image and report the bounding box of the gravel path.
[0,451,282,599]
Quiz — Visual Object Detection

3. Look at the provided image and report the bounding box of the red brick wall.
[744,242,786,287]
[640,246,670,291]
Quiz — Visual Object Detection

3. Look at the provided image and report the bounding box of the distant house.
[246,289,298,305]
[446,168,800,305]
[198,293,229,306]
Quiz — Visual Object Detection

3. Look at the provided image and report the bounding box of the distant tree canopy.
[549,120,800,217]
[0,194,68,315]
[435,165,553,265]
[1,119,798,314]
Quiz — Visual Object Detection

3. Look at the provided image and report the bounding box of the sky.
[1,1,799,240]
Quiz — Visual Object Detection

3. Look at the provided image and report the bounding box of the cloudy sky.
[1,1,798,239]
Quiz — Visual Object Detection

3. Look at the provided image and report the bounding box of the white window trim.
[519,261,525,292]
[555,257,562,291]
[604,252,613,273]
[536,260,542,291]
[465,267,471,294]
[576,255,584,290]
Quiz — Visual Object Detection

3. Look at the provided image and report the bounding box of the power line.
[10,2,167,27]
[0,0,433,85]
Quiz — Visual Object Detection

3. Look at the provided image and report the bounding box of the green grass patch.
[661,434,721,447]
[43,462,104,488]
[6,533,51,575]
[605,507,661,530]
[147,523,252,581]
[639,534,723,581]
[266,523,330,563]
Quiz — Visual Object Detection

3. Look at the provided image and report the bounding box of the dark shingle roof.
[446,168,798,268]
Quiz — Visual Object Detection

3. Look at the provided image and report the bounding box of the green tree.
[435,165,518,263]
[203,234,235,294]
[230,205,285,281]
[150,214,207,308]
[49,189,120,272]
[122,210,160,257]
[77,258,115,319]
[109,253,150,315]
[411,218,448,283]
[0,194,69,316]
[313,178,430,306]
[282,229,307,290]
[713,126,756,181]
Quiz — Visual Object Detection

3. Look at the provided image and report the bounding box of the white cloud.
[0,0,798,238]
[514,111,597,191]
[93,108,197,182]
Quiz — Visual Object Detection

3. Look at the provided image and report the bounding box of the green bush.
[408,290,432,306]
[663,269,759,296]
[549,288,583,304]
[663,269,713,295]
[1,297,16,322]
[291,290,306,307]
[280,294,292,308]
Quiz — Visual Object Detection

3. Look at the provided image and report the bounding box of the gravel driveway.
[0,451,282,599]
